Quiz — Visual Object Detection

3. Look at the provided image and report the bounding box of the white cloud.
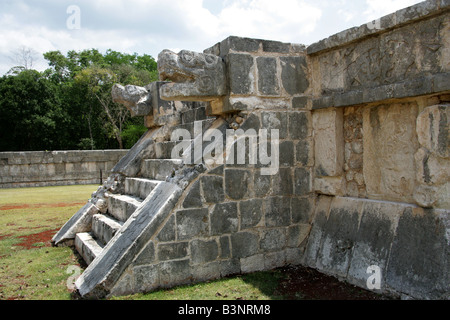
[363,0,423,21]
[216,0,322,42]
[0,0,426,75]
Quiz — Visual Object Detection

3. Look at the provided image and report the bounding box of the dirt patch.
[15,229,60,250]
[0,202,86,211]
[274,265,392,300]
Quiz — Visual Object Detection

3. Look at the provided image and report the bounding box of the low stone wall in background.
[0,150,129,188]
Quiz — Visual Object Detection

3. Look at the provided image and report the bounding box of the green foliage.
[121,123,148,149]
[0,49,158,151]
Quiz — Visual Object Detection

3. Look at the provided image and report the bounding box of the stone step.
[180,104,214,124]
[124,178,160,200]
[107,194,142,222]
[141,159,184,181]
[75,232,104,266]
[91,214,123,245]
[172,118,216,136]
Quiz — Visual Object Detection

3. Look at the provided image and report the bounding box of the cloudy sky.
[0,0,423,75]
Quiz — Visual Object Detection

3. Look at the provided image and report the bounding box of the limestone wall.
[308,1,450,210]
[0,150,129,188]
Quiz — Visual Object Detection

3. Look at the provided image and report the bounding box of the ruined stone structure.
[53,1,449,300]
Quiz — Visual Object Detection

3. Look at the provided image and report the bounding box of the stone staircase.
[74,177,160,265]
[65,103,219,270]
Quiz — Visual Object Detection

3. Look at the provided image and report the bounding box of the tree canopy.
[0,49,158,151]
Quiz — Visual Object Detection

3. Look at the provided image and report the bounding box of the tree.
[0,48,159,152]
[0,70,67,151]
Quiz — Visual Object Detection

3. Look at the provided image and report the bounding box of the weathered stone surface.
[313,108,344,178]
[280,56,309,95]
[182,180,202,208]
[386,207,449,299]
[314,176,346,196]
[158,49,227,101]
[224,169,251,200]
[416,104,449,158]
[157,242,189,261]
[261,111,288,139]
[363,103,419,203]
[112,84,152,117]
[228,53,254,95]
[52,203,99,246]
[176,208,209,240]
[231,232,259,259]
[260,228,286,252]
[210,202,239,235]
[257,57,279,96]
[190,239,219,264]
[294,167,312,196]
[291,197,314,224]
[201,175,224,203]
[264,197,291,227]
[155,215,176,242]
[239,199,263,229]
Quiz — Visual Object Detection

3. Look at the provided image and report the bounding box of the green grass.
[0,185,386,301]
[0,185,288,301]
[0,185,97,300]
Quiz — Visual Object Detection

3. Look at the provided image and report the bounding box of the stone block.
[201,175,224,203]
[313,108,344,177]
[176,208,209,240]
[260,228,286,252]
[182,180,202,209]
[264,197,291,227]
[386,207,449,299]
[279,141,295,166]
[225,169,251,200]
[261,111,288,139]
[294,167,312,196]
[292,96,309,109]
[220,259,241,277]
[239,199,263,229]
[287,224,311,248]
[264,251,286,270]
[159,259,191,288]
[291,197,314,224]
[280,56,309,95]
[219,236,231,258]
[306,197,363,278]
[257,57,280,96]
[416,104,449,158]
[363,103,419,203]
[272,167,293,196]
[296,139,314,166]
[191,261,220,282]
[133,265,160,293]
[219,36,260,54]
[289,111,311,140]
[210,202,239,235]
[262,40,290,53]
[314,176,346,196]
[133,241,155,266]
[231,231,259,259]
[157,242,189,261]
[155,215,176,242]
[347,200,405,291]
[228,53,254,95]
[241,254,265,273]
[190,239,219,264]
[253,170,271,197]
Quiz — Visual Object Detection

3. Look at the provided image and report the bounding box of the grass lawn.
[0,185,387,301]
